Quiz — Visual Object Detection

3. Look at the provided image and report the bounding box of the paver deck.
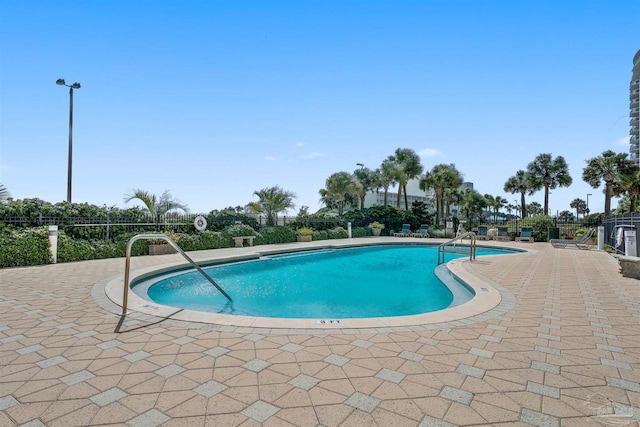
[0,238,638,426]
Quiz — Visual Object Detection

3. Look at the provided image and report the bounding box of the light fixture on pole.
[56,78,81,203]
[356,163,364,169]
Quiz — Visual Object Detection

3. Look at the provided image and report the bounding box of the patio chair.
[475,226,489,240]
[549,228,595,249]
[515,227,534,243]
[394,224,412,237]
[494,226,510,242]
[412,224,430,238]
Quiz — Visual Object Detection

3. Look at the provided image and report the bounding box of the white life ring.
[194,215,207,231]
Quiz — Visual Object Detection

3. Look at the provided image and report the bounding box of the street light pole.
[56,78,81,203]
[586,193,592,218]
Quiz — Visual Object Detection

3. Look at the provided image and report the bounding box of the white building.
[630,49,640,167]
[362,178,434,208]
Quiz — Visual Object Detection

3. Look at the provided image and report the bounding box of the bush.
[351,226,369,237]
[0,228,51,268]
[165,231,228,251]
[327,226,348,239]
[222,224,257,238]
[313,230,329,240]
[343,205,418,235]
[254,226,296,245]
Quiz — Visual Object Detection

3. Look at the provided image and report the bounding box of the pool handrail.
[437,232,477,265]
[122,233,232,316]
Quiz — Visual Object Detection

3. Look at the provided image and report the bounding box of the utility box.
[624,230,637,257]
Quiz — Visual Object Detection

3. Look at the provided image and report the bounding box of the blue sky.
[1,1,638,215]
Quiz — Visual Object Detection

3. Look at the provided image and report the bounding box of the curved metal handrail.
[437,231,477,264]
[122,233,232,316]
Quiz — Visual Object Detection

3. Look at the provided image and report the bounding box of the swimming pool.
[131,245,509,319]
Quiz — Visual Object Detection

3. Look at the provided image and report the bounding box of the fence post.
[48,225,58,264]
[597,226,604,250]
[106,213,110,241]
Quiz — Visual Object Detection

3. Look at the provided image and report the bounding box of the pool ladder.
[437,232,477,265]
[121,233,232,317]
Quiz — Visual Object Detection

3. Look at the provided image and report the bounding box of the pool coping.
[101,239,521,331]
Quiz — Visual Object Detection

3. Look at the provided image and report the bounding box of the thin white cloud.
[264,155,277,161]
[295,142,305,147]
[304,152,324,159]
[615,136,630,146]
[419,148,441,157]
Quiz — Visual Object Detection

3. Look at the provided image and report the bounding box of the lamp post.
[586,193,592,218]
[56,78,81,203]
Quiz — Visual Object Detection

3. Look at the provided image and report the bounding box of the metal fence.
[601,212,640,255]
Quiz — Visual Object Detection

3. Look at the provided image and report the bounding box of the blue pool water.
[136,245,507,319]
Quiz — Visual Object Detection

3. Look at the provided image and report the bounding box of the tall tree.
[485,194,507,222]
[420,163,463,225]
[123,189,189,218]
[247,186,296,226]
[319,172,362,216]
[353,166,375,210]
[614,165,640,212]
[393,148,424,209]
[569,198,587,220]
[380,157,400,207]
[582,150,632,216]
[443,188,461,220]
[527,153,573,216]
[460,189,487,225]
[503,170,535,219]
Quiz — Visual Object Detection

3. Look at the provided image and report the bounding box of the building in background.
[362,178,434,209]
[630,49,640,167]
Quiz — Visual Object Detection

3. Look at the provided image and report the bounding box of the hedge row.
[0,225,358,268]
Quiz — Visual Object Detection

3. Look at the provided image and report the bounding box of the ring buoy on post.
[194,215,207,232]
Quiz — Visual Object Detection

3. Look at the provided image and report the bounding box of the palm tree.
[247,186,296,226]
[527,201,543,217]
[569,198,586,220]
[614,165,640,212]
[443,187,461,220]
[319,172,362,216]
[380,157,400,207]
[393,148,424,210]
[460,189,487,225]
[420,163,463,225]
[503,170,535,219]
[353,166,375,210]
[558,210,575,221]
[123,189,189,218]
[582,150,633,216]
[0,183,10,203]
[485,194,507,222]
[527,153,573,216]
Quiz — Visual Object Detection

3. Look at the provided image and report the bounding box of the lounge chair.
[515,227,534,242]
[549,228,595,249]
[494,227,510,241]
[412,224,430,238]
[394,224,411,237]
[475,226,489,240]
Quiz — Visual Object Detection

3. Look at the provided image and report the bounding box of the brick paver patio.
[0,239,638,426]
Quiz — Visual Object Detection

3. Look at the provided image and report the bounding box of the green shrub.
[0,228,51,268]
[165,231,228,251]
[313,230,329,240]
[327,226,348,239]
[351,226,369,237]
[222,224,257,238]
[254,226,296,245]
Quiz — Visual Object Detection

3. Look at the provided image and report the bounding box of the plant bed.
[148,243,177,255]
